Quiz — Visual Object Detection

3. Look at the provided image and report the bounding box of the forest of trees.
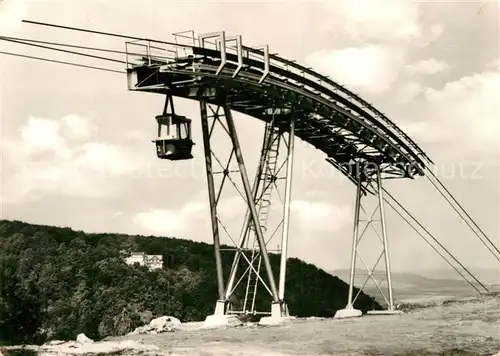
[0,219,380,345]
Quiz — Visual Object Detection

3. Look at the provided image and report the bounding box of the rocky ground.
[121,294,499,356]
[2,294,499,356]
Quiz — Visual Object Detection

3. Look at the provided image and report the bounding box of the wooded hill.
[0,219,380,344]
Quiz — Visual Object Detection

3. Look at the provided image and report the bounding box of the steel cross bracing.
[123,31,431,319]
[344,166,395,311]
[223,117,294,316]
[242,122,282,315]
[199,98,295,318]
[122,29,496,317]
[2,22,496,322]
[236,123,279,315]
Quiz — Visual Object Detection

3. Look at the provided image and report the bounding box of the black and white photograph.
[0,0,499,355]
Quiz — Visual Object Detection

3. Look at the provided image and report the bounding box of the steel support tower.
[122,29,495,325]
[195,98,296,324]
[4,20,497,328]
[124,30,430,325]
[223,114,295,318]
[333,165,401,318]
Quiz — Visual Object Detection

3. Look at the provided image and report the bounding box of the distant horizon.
[330,265,500,271]
[2,217,497,277]
[330,266,500,276]
[1,0,498,281]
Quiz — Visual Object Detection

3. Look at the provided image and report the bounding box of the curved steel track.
[127,37,431,189]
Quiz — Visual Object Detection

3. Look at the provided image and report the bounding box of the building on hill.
[125,252,163,271]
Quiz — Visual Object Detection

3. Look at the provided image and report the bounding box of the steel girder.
[126,39,431,187]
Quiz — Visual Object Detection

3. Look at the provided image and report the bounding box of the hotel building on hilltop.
[125,252,163,271]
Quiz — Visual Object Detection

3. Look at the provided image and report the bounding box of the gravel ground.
[118,294,499,356]
[3,295,498,356]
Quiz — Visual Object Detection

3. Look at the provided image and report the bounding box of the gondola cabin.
[154,113,194,160]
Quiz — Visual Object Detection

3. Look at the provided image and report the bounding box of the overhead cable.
[0,50,124,74]
[0,37,126,64]
[383,188,489,293]
[425,169,500,261]
[22,19,186,48]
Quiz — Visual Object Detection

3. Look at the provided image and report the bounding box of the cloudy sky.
[0,0,499,278]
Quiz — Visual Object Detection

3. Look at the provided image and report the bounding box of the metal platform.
[125,33,431,189]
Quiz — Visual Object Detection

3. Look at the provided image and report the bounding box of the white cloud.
[303,0,448,100]
[2,114,151,203]
[132,195,249,238]
[61,114,99,141]
[2,161,117,202]
[392,81,424,104]
[0,0,27,34]
[305,45,404,95]
[133,209,188,236]
[74,142,142,176]
[217,195,247,220]
[18,117,70,157]
[389,60,450,105]
[133,200,209,237]
[400,121,451,144]
[318,0,446,48]
[132,198,352,242]
[404,70,500,149]
[407,58,451,76]
[486,58,499,70]
[13,114,97,160]
[290,200,351,232]
[322,0,420,42]
[429,24,444,40]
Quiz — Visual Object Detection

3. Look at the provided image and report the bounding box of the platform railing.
[124,32,384,125]
[124,31,428,164]
[125,39,180,69]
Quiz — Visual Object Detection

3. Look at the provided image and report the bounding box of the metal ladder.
[242,239,263,314]
[242,124,281,314]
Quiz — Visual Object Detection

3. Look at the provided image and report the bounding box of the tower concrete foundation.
[258,302,291,326]
[334,307,362,319]
[203,301,242,329]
